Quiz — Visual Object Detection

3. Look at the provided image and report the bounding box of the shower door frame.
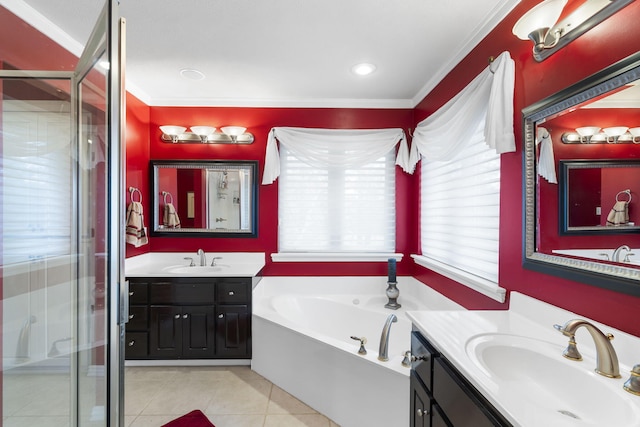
[0,0,125,425]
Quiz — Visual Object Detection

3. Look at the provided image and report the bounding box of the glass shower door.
[1,0,124,425]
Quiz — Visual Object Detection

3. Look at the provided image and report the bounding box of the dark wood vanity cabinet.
[125,277,252,360]
[410,330,512,427]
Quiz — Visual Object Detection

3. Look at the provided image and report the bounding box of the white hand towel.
[536,127,557,184]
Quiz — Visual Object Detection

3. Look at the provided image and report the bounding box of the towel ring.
[162,191,173,205]
[129,186,143,203]
[616,189,632,203]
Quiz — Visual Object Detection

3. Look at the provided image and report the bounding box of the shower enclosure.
[1,1,125,425]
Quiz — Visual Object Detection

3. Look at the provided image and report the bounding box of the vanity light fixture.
[575,126,600,143]
[603,126,630,143]
[190,126,216,143]
[512,0,567,56]
[513,0,634,62]
[561,126,640,144]
[159,125,187,143]
[220,126,247,143]
[159,125,254,144]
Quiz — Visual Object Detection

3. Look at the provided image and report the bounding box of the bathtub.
[251,276,462,427]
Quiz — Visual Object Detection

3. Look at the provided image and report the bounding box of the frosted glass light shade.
[603,126,629,137]
[159,125,187,136]
[512,0,568,40]
[190,126,216,136]
[221,126,247,137]
[575,126,600,137]
[628,127,640,137]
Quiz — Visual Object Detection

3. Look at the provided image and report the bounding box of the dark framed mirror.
[559,160,640,234]
[150,160,258,237]
[523,51,640,296]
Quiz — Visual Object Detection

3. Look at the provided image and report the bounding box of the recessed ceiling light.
[351,63,376,76]
[180,68,206,81]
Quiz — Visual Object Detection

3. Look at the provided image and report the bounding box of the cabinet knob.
[417,408,429,417]
[174,314,180,319]
[129,291,134,296]
[129,314,134,319]
[411,354,429,362]
[218,314,224,319]
[183,314,188,319]
[128,340,135,347]
[228,291,235,296]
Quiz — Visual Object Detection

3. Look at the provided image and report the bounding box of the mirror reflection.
[523,52,640,294]
[559,160,640,232]
[151,160,258,237]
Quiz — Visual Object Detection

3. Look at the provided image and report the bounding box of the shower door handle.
[120,280,130,325]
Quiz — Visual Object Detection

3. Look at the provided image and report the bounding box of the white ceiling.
[7,0,521,108]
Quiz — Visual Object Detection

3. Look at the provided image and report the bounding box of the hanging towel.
[536,127,557,184]
[606,201,629,226]
[163,203,181,228]
[125,202,148,247]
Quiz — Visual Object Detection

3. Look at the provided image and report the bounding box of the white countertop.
[125,252,265,277]
[407,292,640,427]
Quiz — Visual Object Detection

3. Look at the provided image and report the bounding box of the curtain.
[408,51,516,171]
[262,127,411,184]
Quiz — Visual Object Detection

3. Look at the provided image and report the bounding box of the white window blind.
[2,102,72,265]
[279,147,395,253]
[420,121,501,285]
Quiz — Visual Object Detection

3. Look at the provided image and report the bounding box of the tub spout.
[378,314,397,362]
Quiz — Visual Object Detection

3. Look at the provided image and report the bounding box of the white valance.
[262,127,411,184]
[408,51,516,170]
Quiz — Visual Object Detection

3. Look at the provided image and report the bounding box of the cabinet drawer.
[125,332,148,359]
[126,305,148,330]
[433,358,504,427]
[217,279,250,304]
[411,331,436,392]
[150,282,215,304]
[128,281,148,304]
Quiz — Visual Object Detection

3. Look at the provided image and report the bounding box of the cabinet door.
[433,358,504,427]
[410,372,432,427]
[149,305,182,358]
[182,306,216,358]
[215,305,250,358]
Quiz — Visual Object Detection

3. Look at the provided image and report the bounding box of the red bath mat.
[161,410,216,427]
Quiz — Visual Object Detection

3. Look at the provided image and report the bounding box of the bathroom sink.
[465,333,640,425]
[161,265,229,274]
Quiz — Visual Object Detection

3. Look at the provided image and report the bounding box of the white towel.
[606,201,629,226]
[125,202,148,247]
[536,127,557,184]
[163,203,181,228]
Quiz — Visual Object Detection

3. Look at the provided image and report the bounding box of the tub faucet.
[554,319,620,378]
[197,249,206,266]
[378,314,397,362]
[612,245,631,262]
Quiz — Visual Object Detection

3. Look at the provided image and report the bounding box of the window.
[410,51,514,302]
[278,147,396,253]
[2,101,72,265]
[419,120,501,290]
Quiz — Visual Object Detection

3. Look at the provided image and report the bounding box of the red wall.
[144,107,416,276]
[125,91,151,258]
[413,0,640,335]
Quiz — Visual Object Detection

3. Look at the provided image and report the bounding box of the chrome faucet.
[197,249,206,266]
[554,319,621,378]
[378,314,397,362]
[612,245,631,262]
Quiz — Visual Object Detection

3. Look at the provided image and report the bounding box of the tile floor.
[125,366,340,427]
